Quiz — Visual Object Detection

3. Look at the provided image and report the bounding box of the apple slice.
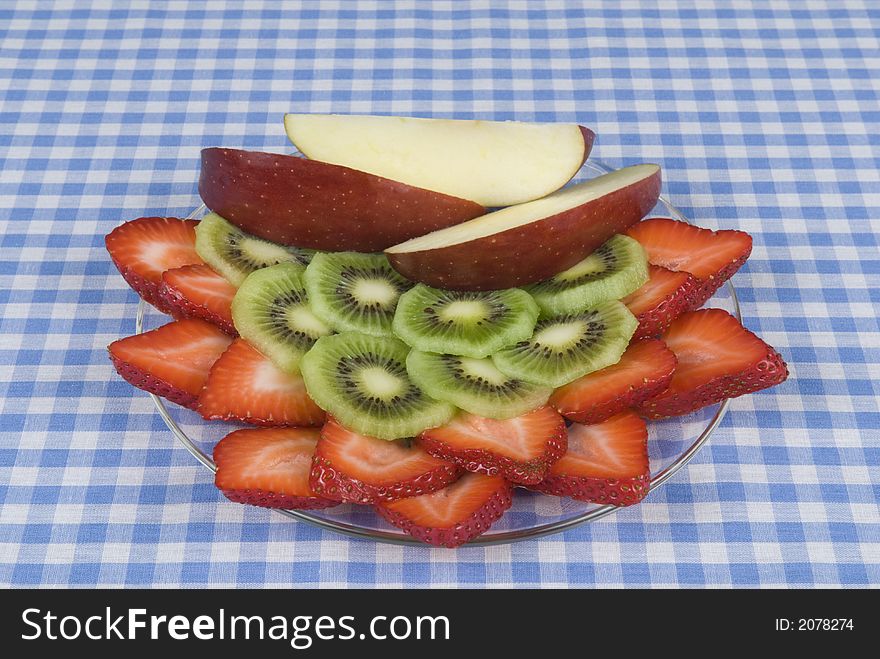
[385,164,661,290]
[198,148,484,253]
[284,114,594,207]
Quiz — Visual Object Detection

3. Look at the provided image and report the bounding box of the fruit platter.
[106,115,788,547]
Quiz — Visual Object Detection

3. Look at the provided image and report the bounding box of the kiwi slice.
[304,252,413,337]
[195,212,313,286]
[526,235,649,316]
[392,285,539,358]
[492,300,638,388]
[406,350,551,419]
[300,332,455,440]
[231,263,331,373]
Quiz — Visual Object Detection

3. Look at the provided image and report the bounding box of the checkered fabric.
[1,0,878,588]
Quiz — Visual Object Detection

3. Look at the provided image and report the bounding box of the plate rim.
[139,159,738,546]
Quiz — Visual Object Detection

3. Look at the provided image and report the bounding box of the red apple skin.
[198,148,485,252]
[386,168,661,291]
[577,125,595,169]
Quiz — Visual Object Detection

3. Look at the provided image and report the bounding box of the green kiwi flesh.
[195,212,313,286]
[299,332,455,440]
[231,263,332,373]
[392,284,539,358]
[526,234,648,316]
[406,350,551,419]
[304,252,413,337]
[492,300,638,387]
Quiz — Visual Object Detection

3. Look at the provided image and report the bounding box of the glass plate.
[136,160,739,546]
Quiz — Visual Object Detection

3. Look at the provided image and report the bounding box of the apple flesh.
[284,114,594,207]
[385,164,661,291]
[198,148,485,252]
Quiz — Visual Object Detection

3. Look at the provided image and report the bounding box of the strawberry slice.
[549,339,677,424]
[310,417,461,504]
[108,318,233,410]
[159,264,237,335]
[637,308,788,418]
[622,265,700,340]
[418,406,567,485]
[627,217,752,307]
[105,216,204,314]
[213,427,338,510]
[376,473,513,548]
[531,411,650,506]
[198,339,325,427]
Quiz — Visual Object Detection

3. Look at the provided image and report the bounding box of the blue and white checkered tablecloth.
[1,0,878,588]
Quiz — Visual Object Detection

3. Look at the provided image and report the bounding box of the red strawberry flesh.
[418,406,567,485]
[214,427,338,510]
[531,411,650,506]
[108,318,233,410]
[627,217,752,306]
[376,473,513,548]
[623,265,700,340]
[105,216,203,314]
[159,264,237,335]
[310,417,461,504]
[637,308,788,418]
[198,339,325,427]
[549,339,677,424]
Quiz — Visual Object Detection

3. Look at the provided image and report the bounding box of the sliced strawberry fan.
[419,406,567,485]
[105,216,204,315]
[310,417,461,504]
[376,473,513,548]
[550,338,677,425]
[108,317,233,410]
[214,427,339,510]
[103,193,789,546]
[627,217,752,307]
[637,308,788,418]
[159,264,238,335]
[198,339,325,427]
[531,411,650,506]
[623,265,700,340]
